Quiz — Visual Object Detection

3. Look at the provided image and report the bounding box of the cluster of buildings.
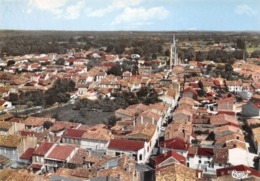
[0,49,260,180]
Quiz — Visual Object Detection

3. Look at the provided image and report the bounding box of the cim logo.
[231,170,251,179]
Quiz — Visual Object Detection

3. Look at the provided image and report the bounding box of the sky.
[0,0,260,31]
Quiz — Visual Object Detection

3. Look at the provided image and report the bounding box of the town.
[0,31,260,181]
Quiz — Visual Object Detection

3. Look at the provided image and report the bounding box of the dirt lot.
[33,104,115,125]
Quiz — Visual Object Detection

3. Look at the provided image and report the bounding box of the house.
[251,127,260,155]
[80,125,111,150]
[0,121,25,135]
[159,89,177,107]
[214,125,243,139]
[45,144,77,172]
[225,80,243,93]
[228,147,257,167]
[213,148,229,170]
[124,122,158,161]
[182,87,198,100]
[0,168,46,180]
[155,163,200,181]
[172,108,193,122]
[242,101,260,117]
[159,137,190,157]
[130,78,142,91]
[107,139,146,164]
[164,121,193,142]
[67,148,101,169]
[29,142,55,174]
[153,150,186,168]
[115,108,136,120]
[216,97,235,114]
[23,117,55,131]
[50,167,96,181]
[50,121,81,136]
[19,147,35,168]
[187,147,215,173]
[210,114,239,127]
[62,129,85,146]
[0,135,22,160]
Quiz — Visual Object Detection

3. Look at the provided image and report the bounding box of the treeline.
[178,49,249,63]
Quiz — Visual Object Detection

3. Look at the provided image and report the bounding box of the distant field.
[246,46,260,53]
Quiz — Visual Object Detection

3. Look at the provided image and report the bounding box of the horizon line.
[1,29,260,33]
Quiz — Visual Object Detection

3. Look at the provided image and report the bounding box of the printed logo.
[231,170,250,179]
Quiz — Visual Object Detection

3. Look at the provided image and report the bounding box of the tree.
[165,49,170,57]
[87,58,101,70]
[251,50,260,58]
[7,60,15,67]
[236,38,246,50]
[43,121,54,129]
[55,58,65,65]
[133,47,144,56]
[152,53,157,60]
[106,44,114,53]
[104,116,120,129]
[107,64,123,76]
[196,51,207,61]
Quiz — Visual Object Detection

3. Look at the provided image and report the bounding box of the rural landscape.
[0,30,260,180]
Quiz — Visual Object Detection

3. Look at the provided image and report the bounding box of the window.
[139,154,143,161]
[199,156,201,159]
[219,163,222,167]
[199,160,201,163]
[208,156,210,160]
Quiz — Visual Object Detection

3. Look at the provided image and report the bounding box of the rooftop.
[108,139,144,152]
[47,144,75,161]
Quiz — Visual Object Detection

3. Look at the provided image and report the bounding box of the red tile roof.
[160,137,190,151]
[252,102,260,109]
[183,87,198,95]
[62,129,85,138]
[20,148,35,160]
[33,142,54,156]
[217,97,235,104]
[216,165,260,178]
[108,139,144,152]
[155,150,186,166]
[47,145,75,161]
[197,148,214,157]
[218,111,236,116]
[28,164,43,170]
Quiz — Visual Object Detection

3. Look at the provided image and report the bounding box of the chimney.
[14,122,17,134]
[23,138,26,153]
[117,174,120,180]
[133,120,136,127]
[47,135,50,142]
[198,171,201,179]
[141,116,144,124]
[152,117,155,125]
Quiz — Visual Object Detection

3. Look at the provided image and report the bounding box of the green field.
[246,46,260,53]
